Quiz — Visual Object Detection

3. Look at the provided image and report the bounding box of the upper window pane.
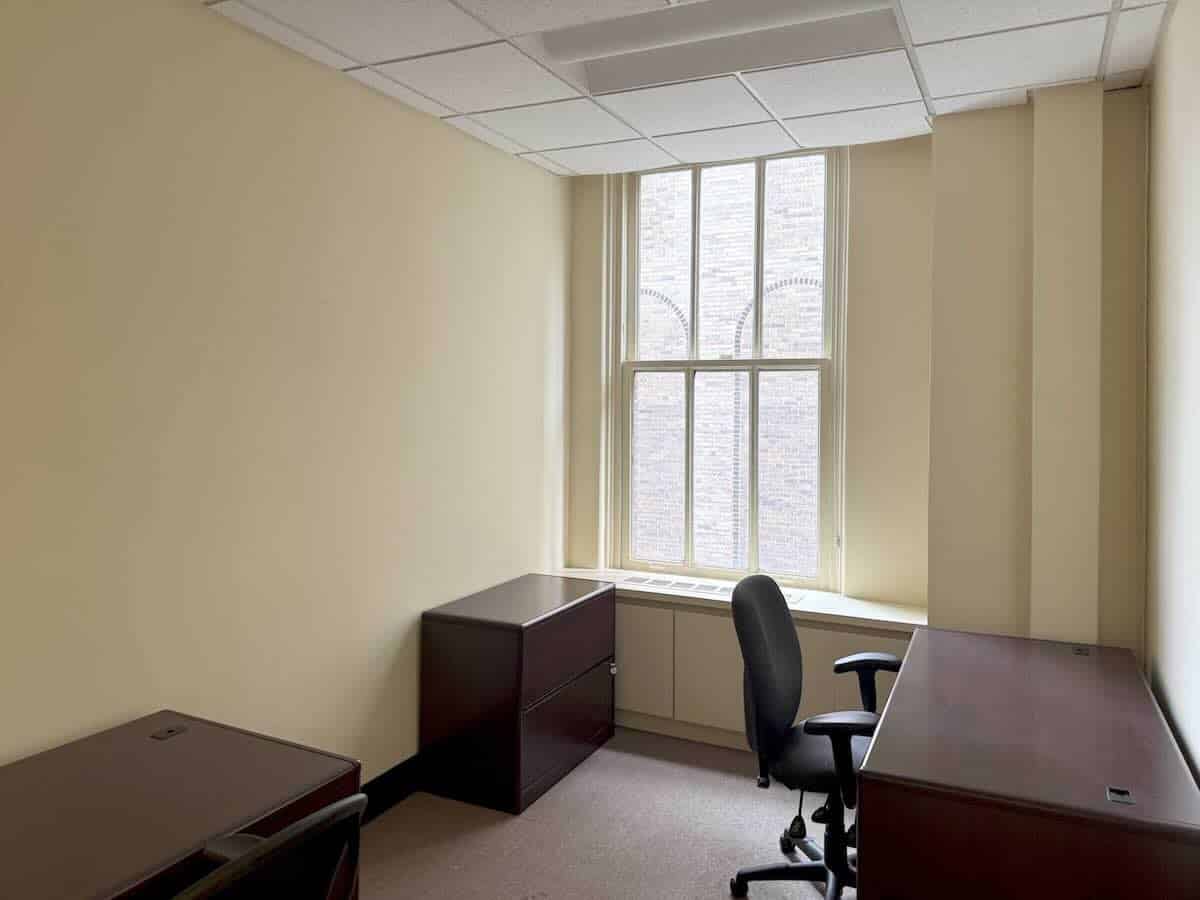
[637,170,692,360]
[698,163,756,360]
[763,156,826,358]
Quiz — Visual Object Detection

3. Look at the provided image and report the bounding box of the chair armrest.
[833,652,902,675]
[202,833,265,865]
[804,711,879,811]
[803,710,880,738]
[833,652,903,713]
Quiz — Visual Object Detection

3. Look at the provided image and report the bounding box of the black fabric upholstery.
[732,575,806,760]
[770,730,870,792]
[174,793,367,900]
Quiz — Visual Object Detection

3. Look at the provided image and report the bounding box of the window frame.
[611,148,848,591]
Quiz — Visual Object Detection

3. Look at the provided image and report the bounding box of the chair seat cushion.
[769,722,870,792]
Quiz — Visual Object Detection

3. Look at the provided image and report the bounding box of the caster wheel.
[787,815,807,839]
[780,833,796,854]
[730,877,749,898]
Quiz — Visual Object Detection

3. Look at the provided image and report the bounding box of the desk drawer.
[519,658,614,811]
[521,588,615,709]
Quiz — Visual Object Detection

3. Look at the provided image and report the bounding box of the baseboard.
[361,751,427,825]
[615,709,751,753]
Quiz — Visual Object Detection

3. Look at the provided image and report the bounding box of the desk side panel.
[857,776,1200,900]
[420,617,520,812]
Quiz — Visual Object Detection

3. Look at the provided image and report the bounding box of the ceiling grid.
[208,0,1172,175]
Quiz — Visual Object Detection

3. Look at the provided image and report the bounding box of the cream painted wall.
[1148,0,1200,771]
[1100,89,1148,657]
[927,105,1034,636]
[1029,83,1104,644]
[0,1,570,776]
[926,93,1147,645]
[844,137,932,608]
[567,177,608,569]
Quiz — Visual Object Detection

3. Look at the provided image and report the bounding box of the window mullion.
[753,157,765,360]
[684,367,695,568]
[690,166,700,360]
[749,366,760,574]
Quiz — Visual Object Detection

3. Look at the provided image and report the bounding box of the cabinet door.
[615,602,674,718]
[795,626,910,719]
[674,609,745,734]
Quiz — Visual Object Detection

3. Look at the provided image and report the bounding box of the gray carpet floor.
[361,728,852,899]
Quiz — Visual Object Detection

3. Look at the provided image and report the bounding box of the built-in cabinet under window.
[614,600,911,746]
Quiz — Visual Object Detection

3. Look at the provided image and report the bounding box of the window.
[618,151,845,588]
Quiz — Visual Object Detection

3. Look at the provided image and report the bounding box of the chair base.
[730,864,846,900]
[730,831,856,900]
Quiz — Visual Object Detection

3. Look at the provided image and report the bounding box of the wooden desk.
[421,574,616,813]
[857,628,1200,899]
[0,710,361,900]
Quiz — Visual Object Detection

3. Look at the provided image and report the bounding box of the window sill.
[546,568,926,635]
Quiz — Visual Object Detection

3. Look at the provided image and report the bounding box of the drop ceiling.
[209,0,1172,176]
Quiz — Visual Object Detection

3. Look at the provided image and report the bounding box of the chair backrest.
[174,793,368,900]
[732,575,804,762]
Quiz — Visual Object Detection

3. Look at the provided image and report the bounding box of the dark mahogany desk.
[857,628,1200,899]
[0,710,361,900]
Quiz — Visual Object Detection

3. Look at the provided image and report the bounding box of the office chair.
[174,793,368,900]
[729,575,900,900]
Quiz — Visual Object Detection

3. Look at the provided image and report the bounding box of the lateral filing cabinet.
[420,574,616,813]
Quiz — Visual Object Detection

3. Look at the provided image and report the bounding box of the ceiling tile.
[472,98,637,151]
[899,0,1110,45]
[520,153,577,176]
[376,42,577,113]
[785,102,930,147]
[1122,0,1164,6]
[597,77,768,137]
[243,0,496,64]
[454,0,667,37]
[1103,69,1146,90]
[542,140,677,175]
[214,1,357,69]
[1108,5,1167,75]
[932,87,1029,115]
[656,121,796,164]
[444,116,530,153]
[743,50,921,119]
[916,16,1107,97]
[345,68,454,116]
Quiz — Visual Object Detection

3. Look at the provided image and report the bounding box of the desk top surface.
[861,628,1200,832]
[0,710,358,899]
[423,574,613,629]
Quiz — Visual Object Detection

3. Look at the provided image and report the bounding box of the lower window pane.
[693,372,750,570]
[757,371,820,577]
[631,371,686,563]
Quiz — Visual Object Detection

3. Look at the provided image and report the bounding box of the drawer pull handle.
[610,663,619,676]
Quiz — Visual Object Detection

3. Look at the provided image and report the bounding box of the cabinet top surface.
[0,710,358,899]
[424,574,613,629]
[861,627,1200,833]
